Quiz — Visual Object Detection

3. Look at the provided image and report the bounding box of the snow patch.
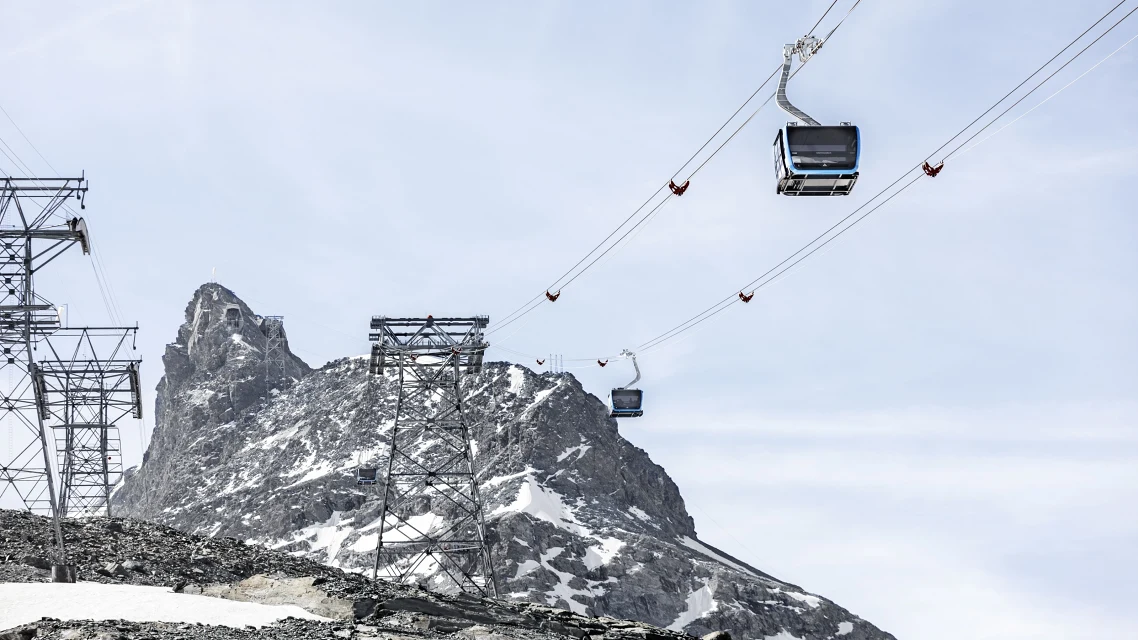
[786,591,821,608]
[556,441,591,463]
[275,511,356,565]
[628,506,652,522]
[583,537,625,570]
[679,536,759,578]
[667,578,719,631]
[491,476,589,537]
[351,512,445,555]
[836,622,854,636]
[512,559,541,579]
[537,547,589,615]
[507,365,525,394]
[0,582,328,629]
[483,466,538,488]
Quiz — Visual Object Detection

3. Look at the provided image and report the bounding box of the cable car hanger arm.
[776,38,822,126]
[618,349,640,389]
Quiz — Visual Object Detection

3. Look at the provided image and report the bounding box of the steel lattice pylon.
[263,316,286,383]
[368,316,496,597]
[0,176,90,561]
[34,326,142,517]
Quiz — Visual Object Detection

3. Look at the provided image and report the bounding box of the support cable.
[494,0,1136,363]
[489,1,863,335]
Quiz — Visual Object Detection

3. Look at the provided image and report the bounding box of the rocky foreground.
[0,510,711,640]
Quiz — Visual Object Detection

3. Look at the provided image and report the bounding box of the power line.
[0,102,131,327]
[489,1,863,335]
[636,0,1137,353]
[495,0,1136,364]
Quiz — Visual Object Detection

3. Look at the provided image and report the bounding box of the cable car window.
[786,126,858,169]
[611,389,642,410]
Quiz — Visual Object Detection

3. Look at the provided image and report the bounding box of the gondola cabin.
[356,468,378,485]
[773,124,860,196]
[609,388,644,418]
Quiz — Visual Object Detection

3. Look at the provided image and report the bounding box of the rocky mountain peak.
[114,285,896,640]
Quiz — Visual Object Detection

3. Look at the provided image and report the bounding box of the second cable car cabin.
[610,388,644,418]
[356,467,378,486]
[608,349,644,418]
[773,123,860,196]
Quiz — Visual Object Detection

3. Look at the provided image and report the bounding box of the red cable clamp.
[669,179,690,196]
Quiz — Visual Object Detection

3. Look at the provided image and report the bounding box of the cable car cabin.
[773,124,860,196]
[609,388,644,418]
[356,468,378,486]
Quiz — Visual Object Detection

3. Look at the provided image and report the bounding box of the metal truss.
[0,176,89,560]
[368,316,496,597]
[263,316,286,383]
[33,326,141,517]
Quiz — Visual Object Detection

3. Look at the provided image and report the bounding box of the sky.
[2,1,1137,638]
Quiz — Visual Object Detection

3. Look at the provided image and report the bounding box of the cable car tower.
[0,176,89,566]
[262,316,286,384]
[367,315,496,597]
[34,326,142,517]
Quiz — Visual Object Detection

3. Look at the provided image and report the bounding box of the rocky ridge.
[0,509,699,640]
[108,283,895,640]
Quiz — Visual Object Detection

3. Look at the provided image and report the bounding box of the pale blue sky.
[2,1,1137,638]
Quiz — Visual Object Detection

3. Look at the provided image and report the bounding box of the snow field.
[0,582,330,629]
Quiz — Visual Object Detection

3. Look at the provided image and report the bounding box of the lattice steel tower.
[0,176,89,559]
[368,316,496,596]
[263,316,286,383]
[34,326,142,517]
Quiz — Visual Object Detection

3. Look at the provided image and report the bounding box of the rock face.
[112,283,895,640]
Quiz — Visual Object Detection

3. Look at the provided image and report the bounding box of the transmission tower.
[263,316,286,383]
[369,315,496,597]
[33,326,142,517]
[0,176,90,562]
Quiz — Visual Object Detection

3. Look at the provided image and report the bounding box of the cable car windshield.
[611,389,643,410]
[787,126,858,170]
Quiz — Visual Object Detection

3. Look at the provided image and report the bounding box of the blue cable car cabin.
[356,468,378,485]
[609,388,644,418]
[773,124,860,196]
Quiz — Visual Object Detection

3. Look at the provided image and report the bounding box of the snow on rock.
[667,578,719,631]
[583,537,625,570]
[786,591,822,609]
[493,475,589,536]
[0,582,329,629]
[629,506,652,522]
[555,440,591,463]
[679,535,761,578]
[837,621,855,636]
[507,365,526,394]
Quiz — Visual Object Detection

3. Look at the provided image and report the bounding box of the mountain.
[113,283,896,640]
